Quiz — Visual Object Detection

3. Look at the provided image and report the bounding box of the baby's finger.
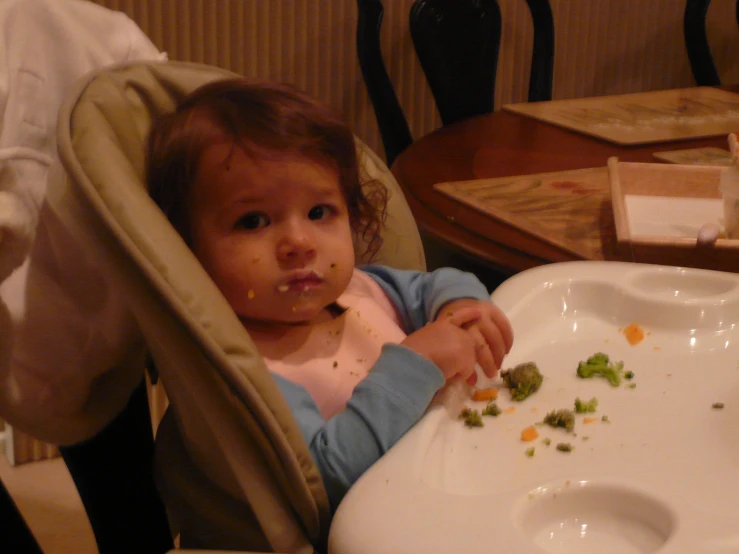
[478,323,507,369]
[489,306,514,353]
[447,306,482,328]
[469,327,498,378]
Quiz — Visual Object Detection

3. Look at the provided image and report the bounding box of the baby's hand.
[436,299,514,378]
[401,307,483,384]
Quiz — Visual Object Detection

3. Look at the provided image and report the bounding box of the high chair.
[49,60,426,552]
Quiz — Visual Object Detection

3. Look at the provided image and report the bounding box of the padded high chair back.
[52,60,425,552]
[356,0,554,165]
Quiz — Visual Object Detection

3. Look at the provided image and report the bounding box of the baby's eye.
[308,205,333,221]
[236,212,269,230]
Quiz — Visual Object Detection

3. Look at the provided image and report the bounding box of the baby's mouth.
[278,271,324,293]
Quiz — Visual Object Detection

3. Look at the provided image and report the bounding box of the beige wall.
[90,0,739,162]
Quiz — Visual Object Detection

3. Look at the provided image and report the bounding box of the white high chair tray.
[328,261,739,554]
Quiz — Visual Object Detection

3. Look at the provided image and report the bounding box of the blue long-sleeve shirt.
[271,265,491,511]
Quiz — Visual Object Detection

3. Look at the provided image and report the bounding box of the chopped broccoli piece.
[601,415,610,423]
[576,352,624,386]
[574,397,598,413]
[542,438,551,446]
[543,409,575,432]
[524,447,535,457]
[501,362,543,401]
[481,401,501,417]
[712,402,725,410]
[459,408,483,427]
[556,442,574,452]
[624,370,635,380]
[627,383,636,389]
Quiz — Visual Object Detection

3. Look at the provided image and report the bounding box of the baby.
[147,78,513,512]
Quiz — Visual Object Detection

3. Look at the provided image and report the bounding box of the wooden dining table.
[390,87,739,275]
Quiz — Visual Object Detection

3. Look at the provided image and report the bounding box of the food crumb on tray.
[472,387,498,402]
[521,425,539,442]
[622,323,645,345]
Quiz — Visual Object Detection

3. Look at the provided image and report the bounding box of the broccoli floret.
[543,409,575,432]
[574,397,598,413]
[481,401,501,417]
[524,447,535,457]
[501,362,543,401]
[576,352,624,386]
[459,408,483,427]
[556,442,574,453]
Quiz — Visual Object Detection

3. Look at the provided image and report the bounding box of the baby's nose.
[277,222,316,260]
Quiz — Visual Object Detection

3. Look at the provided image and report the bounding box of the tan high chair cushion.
[51,60,424,551]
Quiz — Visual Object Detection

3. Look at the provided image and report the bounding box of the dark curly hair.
[146,78,387,259]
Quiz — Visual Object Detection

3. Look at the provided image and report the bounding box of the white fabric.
[0,0,165,287]
[0,0,165,441]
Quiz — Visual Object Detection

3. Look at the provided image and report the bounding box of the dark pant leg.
[59,378,173,554]
[0,476,43,553]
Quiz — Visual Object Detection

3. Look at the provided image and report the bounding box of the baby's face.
[189,142,355,328]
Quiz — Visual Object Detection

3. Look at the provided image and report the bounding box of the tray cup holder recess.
[515,481,675,554]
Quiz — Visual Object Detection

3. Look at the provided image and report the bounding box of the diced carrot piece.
[623,323,645,345]
[583,417,599,424]
[472,387,499,402]
[520,426,539,442]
